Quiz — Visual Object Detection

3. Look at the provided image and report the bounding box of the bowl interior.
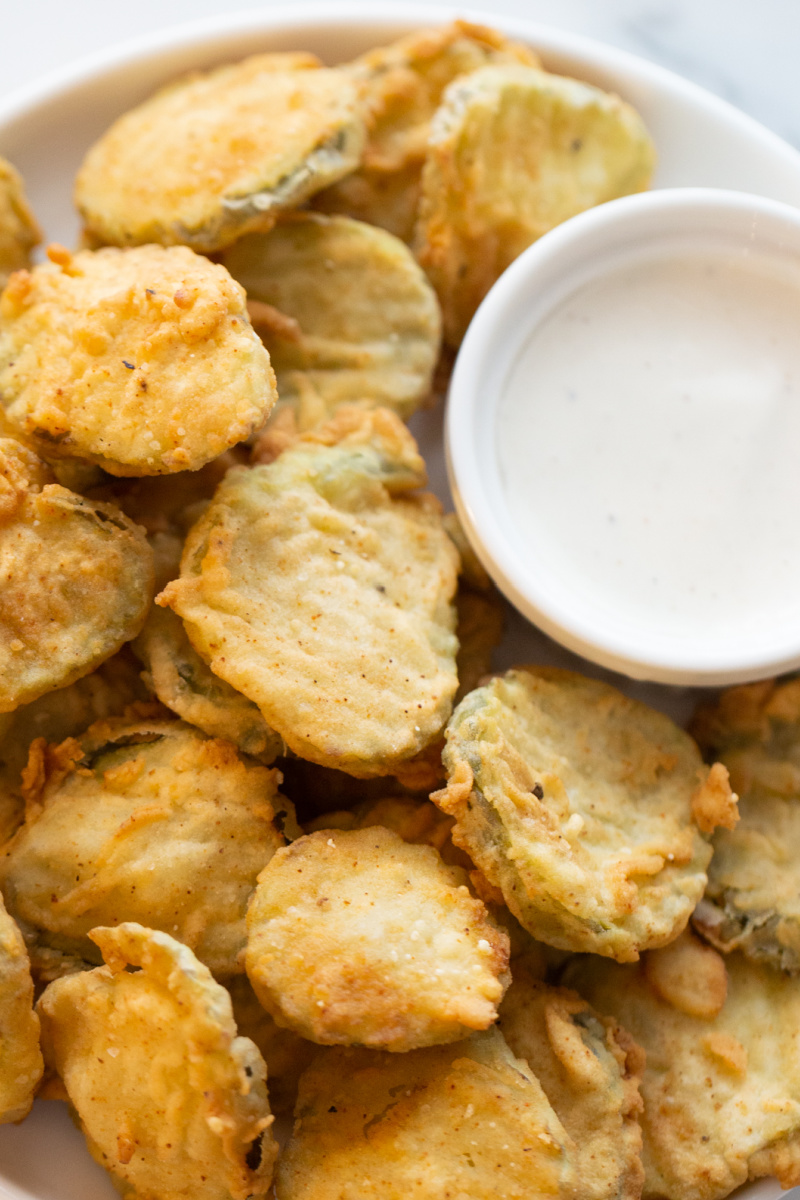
[448,188,800,685]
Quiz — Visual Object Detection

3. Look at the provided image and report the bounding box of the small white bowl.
[447,187,800,686]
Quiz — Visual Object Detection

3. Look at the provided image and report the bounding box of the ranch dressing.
[496,250,800,649]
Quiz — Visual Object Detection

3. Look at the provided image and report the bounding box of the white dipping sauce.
[496,250,800,651]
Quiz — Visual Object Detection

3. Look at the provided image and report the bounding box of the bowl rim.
[446,185,800,686]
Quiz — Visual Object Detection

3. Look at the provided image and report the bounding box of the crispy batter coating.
[691,678,800,972]
[1,715,290,976]
[226,975,316,1118]
[38,923,276,1200]
[305,794,472,870]
[246,827,508,1051]
[566,932,800,1200]
[0,891,42,1123]
[416,65,655,345]
[0,157,40,290]
[0,439,153,712]
[75,54,365,253]
[222,213,441,429]
[160,407,460,778]
[276,1028,574,1199]
[0,648,148,847]
[134,607,283,761]
[499,957,644,1200]
[0,244,276,475]
[433,667,735,961]
[313,22,538,242]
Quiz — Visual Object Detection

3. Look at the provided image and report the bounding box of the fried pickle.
[222,212,441,429]
[159,407,460,778]
[75,53,365,253]
[276,1027,575,1199]
[38,923,276,1200]
[0,157,40,290]
[134,608,283,761]
[691,678,800,972]
[246,827,508,1050]
[305,793,471,869]
[416,64,655,345]
[0,891,42,1123]
[226,975,316,1118]
[433,667,737,960]
[313,21,538,242]
[0,648,148,847]
[499,957,644,1200]
[0,439,153,712]
[0,244,276,475]
[1,715,290,976]
[566,931,800,1200]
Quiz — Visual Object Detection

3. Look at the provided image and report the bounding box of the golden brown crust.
[245,827,508,1050]
[0,157,40,290]
[160,407,460,778]
[499,960,644,1200]
[275,1028,575,1199]
[0,245,276,475]
[643,930,728,1019]
[0,439,154,713]
[75,54,365,252]
[690,677,800,972]
[434,667,727,960]
[415,64,655,345]
[222,213,441,431]
[134,606,283,760]
[0,649,149,847]
[225,975,316,1118]
[0,891,42,1122]
[1,716,289,976]
[566,946,800,1200]
[38,923,276,1200]
[313,21,539,241]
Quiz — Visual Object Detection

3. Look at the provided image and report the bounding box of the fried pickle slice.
[38,923,276,1200]
[159,407,460,777]
[0,439,153,712]
[0,649,148,847]
[226,975,316,1118]
[313,21,538,242]
[1,715,290,976]
[0,244,276,475]
[222,212,441,429]
[0,891,42,1123]
[246,827,508,1050]
[416,64,655,345]
[0,157,40,290]
[499,956,644,1200]
[566,932,800,1200]
[690,678,800,972]
[75,53,365,253]
[276,1027,574,1199]
[305,793,472,870]
[433,667,737,961]
[134,607,283,761]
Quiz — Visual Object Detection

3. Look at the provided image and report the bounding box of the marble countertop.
[2,0,800,151]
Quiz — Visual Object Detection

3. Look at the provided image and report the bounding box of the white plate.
[1,6,799,1197]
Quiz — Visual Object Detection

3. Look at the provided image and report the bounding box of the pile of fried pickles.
[0,21,798,1200]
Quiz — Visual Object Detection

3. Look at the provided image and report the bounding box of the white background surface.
[2,0,800,148]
